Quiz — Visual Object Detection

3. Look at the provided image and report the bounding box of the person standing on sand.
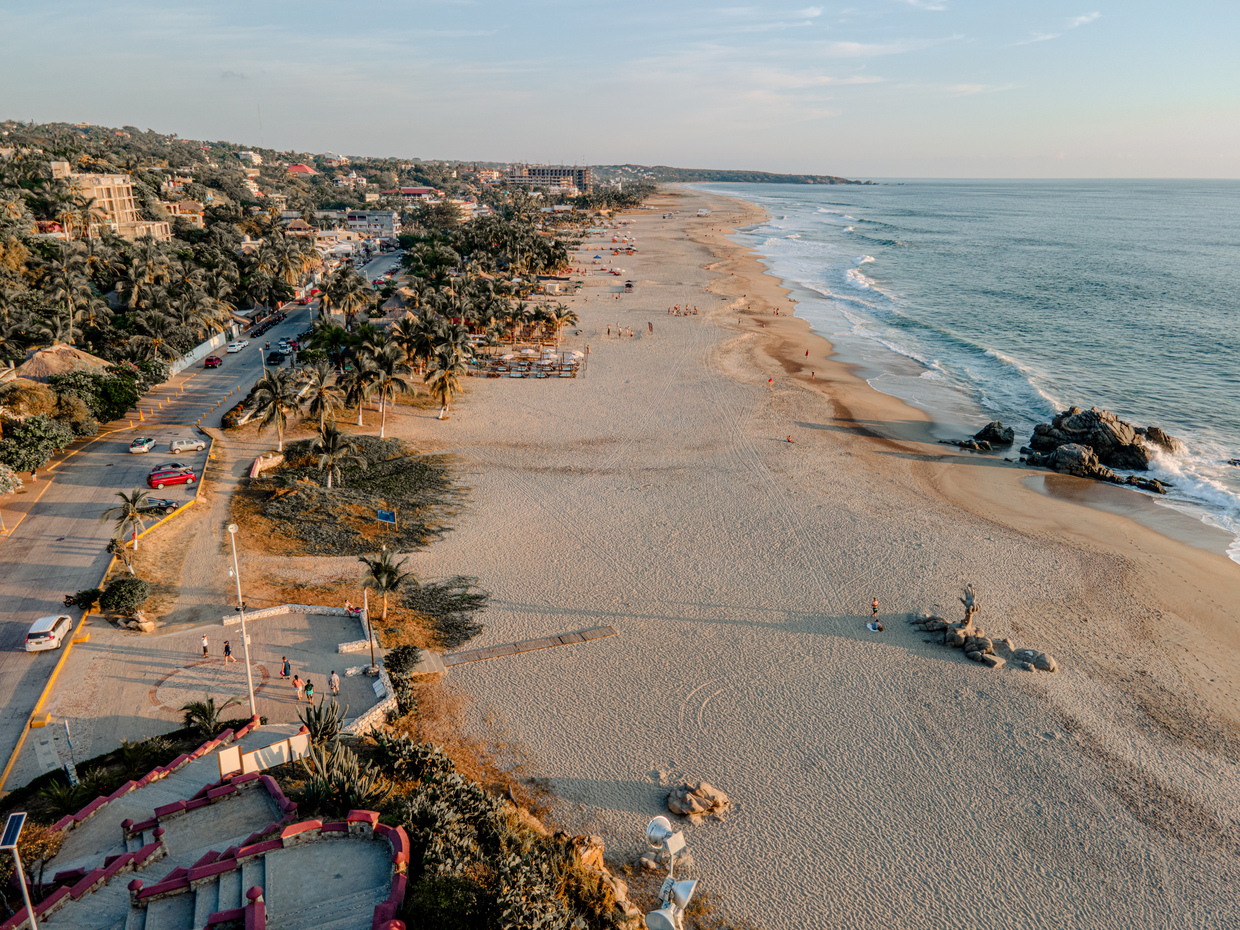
[872,598,879,618]
[201,634,209,658]
[330,670,340,696]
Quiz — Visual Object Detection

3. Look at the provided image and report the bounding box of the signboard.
[376,510,397,526]
[1,812,25,849]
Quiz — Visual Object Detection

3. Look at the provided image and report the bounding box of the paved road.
[0,251,403,787]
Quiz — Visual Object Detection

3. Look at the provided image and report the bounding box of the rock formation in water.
[1019,407,1181,494]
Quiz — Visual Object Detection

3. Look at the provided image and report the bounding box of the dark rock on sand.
[974,421,1016,445]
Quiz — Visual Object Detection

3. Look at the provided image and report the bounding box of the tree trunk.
[380,393,387,439]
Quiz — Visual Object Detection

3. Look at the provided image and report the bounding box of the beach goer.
[201,634,209,658]
[304,680,314,704]
[786,436,795,443]
[293,674,304,701]
[223,640,235,663]
[806,349,809,357]
[867,620,884,633]
[768,377,773,387]
[330,670,340,695]
[281,656,291,679]
[872,598,879,618]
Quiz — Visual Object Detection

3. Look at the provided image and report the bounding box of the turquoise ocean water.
[702,181,1240,562]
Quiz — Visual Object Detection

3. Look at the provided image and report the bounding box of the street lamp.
[2,813,38,930]
[226,524,257,718]
[643,817,697,930]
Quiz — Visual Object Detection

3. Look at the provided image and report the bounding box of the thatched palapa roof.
[15,345,112,382]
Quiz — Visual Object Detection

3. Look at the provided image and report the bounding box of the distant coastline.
[593,164,871,185]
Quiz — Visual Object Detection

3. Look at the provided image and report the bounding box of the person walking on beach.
[223,640,235,663]
[330,670,340,696]
[281,656,291,680]
[201,634,209,658]
[292,674,304,702]
[304,679,314,705]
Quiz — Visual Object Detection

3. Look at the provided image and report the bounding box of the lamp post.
[2,813,37,930]
[226,524,257,718]
[643,817,697,930]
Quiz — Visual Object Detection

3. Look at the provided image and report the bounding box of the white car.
[226,342,245,353]
[25,615,73,653]
[169,438,207,453]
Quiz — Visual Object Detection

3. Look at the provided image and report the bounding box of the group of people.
[281,655,341,706]
[197,634,341,707]
[667,305,698,316]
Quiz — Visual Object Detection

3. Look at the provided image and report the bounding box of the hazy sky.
[3,1,1238,178]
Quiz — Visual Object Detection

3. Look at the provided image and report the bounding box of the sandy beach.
[307,187,1240,926]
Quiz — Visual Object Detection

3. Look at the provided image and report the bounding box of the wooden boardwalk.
[442,625,617,667]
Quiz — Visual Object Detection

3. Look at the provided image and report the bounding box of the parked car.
[129,437,156,454]
[142,498,181,514]
[148,467,197,489]
[169,438,207,453]
[150,461,191,474]
[25,615,73,653]
[226,342,245,353]
[204,355,222,368]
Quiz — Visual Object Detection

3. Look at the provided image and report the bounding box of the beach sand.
[355,188,1240,926]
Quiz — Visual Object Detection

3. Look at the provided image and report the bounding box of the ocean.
[702,180,1240,563]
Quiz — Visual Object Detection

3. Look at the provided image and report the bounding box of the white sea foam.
[856,255,876,265]
[845,268,874,290]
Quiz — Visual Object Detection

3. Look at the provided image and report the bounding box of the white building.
[238,150,263,166]
[346,210,400,240]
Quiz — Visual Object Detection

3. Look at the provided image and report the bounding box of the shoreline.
[408,185,1240,927]
[695,181,1240,568]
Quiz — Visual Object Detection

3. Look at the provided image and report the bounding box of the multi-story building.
[506,164,593,193]
[238,150,263,166]
[50,161,171,241]
[345,210,400,240]
[379,187,440,204]
[159,200,205,228]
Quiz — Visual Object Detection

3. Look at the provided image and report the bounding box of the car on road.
[150,461,190,473]
[204,355,222,368]
[169,438,207,453]
[226,342,245,353]
[142,497,181,514]
[267,352,286,365]
[148,467,196,489]
[25,615,73,652]
[129,437,156,454]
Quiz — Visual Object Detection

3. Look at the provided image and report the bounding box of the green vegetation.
[179,696,243,737]
[298,697,348,746]
[0,413,75,473]
[401,576,488,650]
[99,576,150,615]
[99,487,151,548]
[383,644,424,717]
[255,435,462,555]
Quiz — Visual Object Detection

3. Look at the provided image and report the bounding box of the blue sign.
[376,509,397,526]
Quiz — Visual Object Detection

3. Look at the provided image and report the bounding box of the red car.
[147,467,197,490]
[204,355,222,368]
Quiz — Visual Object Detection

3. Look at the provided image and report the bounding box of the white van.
[25,615,73,652]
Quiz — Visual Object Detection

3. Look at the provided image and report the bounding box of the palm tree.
[41,245,92,345]
[100,488,151,551]
[311,423,366,489]
[426,344,466,420]
[339,359,377,427]
[180,696,243,738]
[358,547,413,624]
[74,195,104,240]
[251,368,302,452]
[365,343,413,439]
[299,360,343,431]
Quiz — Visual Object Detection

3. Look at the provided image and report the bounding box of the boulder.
[981,654,1006,670]
[1137,426,1186,456]
[966,650,985,663]
[974,421,1016,445]
[1012,649,1058,672]
[667,780,730,820]
[570,835,605,873]
[1026,406,1180,472]
[1047,443,1106,478]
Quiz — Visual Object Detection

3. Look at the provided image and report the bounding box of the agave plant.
[39,777,90,817]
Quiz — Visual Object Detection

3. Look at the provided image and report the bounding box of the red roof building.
[287,163,318,176]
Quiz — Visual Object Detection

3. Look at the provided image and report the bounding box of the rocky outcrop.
[910,585,1059,674]
[1021,407,1180,494]
[667,781,730,824]
[561,833,642,927]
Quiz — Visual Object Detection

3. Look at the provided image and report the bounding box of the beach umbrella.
[500,353,514,360]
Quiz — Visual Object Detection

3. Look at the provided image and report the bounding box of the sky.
[2,1,1238,178]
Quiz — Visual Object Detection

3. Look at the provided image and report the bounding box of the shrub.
[0,380,57,417]
[0,462,22,496]
[0,414,76,474]
[38,776,90,818]
[99,576,151,615]
[401,576,488,650]
[180,696,242,737]
[55,393,100,437]
[384,644,423,717]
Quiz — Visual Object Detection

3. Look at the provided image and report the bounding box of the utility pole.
[226,524,257,718]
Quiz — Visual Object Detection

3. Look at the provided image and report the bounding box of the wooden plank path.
[442,625,617,667]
